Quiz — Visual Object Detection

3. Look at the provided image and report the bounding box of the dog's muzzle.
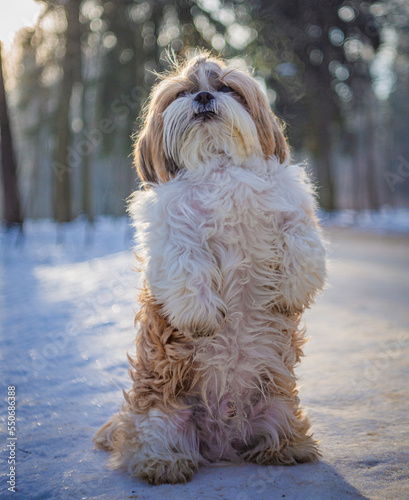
[193,91,217,118]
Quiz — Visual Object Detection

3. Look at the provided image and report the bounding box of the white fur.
[162,93,263,170]
[130,155,325,325]
[127,154,326,463]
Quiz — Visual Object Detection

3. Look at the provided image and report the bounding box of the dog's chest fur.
[187,161,291,449]
[131,156,305,459]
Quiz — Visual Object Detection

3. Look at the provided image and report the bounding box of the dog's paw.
[168,295,227,339]
[138,458,197,485]
[245,436,320,466]
[185,305,227,340]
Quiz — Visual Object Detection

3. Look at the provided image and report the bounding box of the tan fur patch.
[125,286,199,413]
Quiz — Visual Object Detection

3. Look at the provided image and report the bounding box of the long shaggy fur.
[94,52,326,485]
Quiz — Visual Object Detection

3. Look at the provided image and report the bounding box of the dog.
[94,52,326,485]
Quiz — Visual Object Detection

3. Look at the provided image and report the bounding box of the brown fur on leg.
[93,419,115,451]
[93,286,202,483]
[125,285,200,414]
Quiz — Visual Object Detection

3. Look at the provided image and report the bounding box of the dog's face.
[134,53,288,183]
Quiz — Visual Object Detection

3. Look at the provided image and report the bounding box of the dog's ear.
[256,94,289,164]
[222,69,289,163]
[134,114,179,184]
[134,128,159,184]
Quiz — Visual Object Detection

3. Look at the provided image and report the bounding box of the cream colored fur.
[94,53,326,485]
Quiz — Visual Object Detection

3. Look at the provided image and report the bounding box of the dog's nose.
[194,91,214,104]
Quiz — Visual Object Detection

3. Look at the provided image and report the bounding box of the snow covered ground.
[320,207,409,234]
[1,215,408,499]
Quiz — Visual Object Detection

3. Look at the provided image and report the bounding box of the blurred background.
[0,0,408,226]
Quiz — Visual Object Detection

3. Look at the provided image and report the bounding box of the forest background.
[1,0,408,225]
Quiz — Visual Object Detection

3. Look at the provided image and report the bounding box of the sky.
[0,0,44,47]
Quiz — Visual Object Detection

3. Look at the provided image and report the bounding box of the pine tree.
[0,42,23,228]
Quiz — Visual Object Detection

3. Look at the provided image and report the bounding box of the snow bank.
[320,207,409,234]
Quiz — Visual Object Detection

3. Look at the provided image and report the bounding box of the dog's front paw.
[172,301,227,340]
[189,306,227,339]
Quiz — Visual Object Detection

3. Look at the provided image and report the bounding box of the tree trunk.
[0,42,23,228]
[316,111,336,211]
[53,0,82,222]
[365,89,380,209]
[80,83,93,223]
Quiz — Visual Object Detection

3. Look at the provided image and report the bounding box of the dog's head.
[134,52,288,183]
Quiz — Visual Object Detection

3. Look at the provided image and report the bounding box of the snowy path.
[1,220,408,499]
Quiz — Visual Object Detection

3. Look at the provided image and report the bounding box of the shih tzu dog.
[94,52,326,485]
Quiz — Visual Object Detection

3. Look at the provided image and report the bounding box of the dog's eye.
[218,85,233,93]
[176,90,188,98]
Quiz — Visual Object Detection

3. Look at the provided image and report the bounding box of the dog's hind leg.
[240,397,320,466]
[95,406,201,484]
[127,408,201,484]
